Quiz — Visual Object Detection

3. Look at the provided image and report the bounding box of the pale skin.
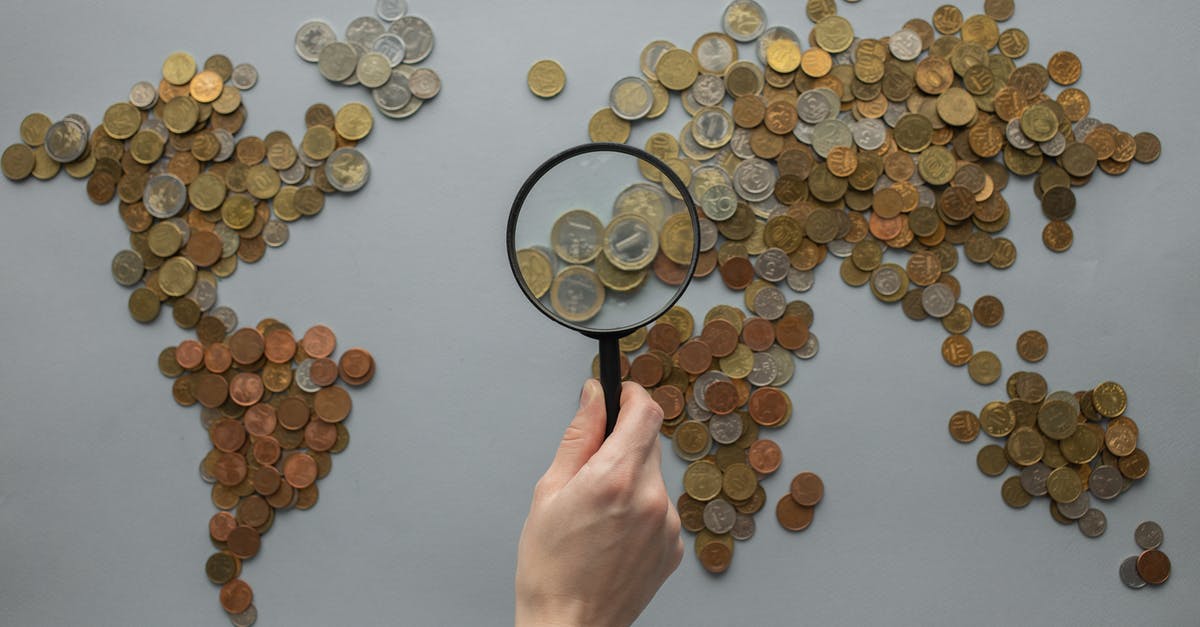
[515,379,684,627]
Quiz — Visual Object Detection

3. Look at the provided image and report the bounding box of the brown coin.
[941,334,973,367]
[204,343,233,374]
[773,315,809,350]
[651,386,684,420]
[789,471,824,506]
[747,439,782,474]
[630,354,664,387]
[775,494,814,531]
[1136,549,1171,585]
[1042,221,1073,252]
[948,410,981,443]
[212,452,247,486]
[700,319,739,357]
[183,231,223,267]
[719,256,755,290]
[748,387,789,426]
[1016,330,1048,362]
[176,339,205,369]
[225,526,261,559]
[205,552,240,585]
[219,578,254,614]
[283,452,318,488]
[276,397,310,431]
[252,465,282,496]
[235,494,271,527]
[210,418,246,452]
[209,511,238,542]
[252,437,281,465]
[265,481,295,509]
[698,541,733,574]
[676,339,713,375]
[646,323,681,353]
[309,357,339,387]
[313,386,351,423]
[301,324,336,358]
[704,380,740,415]
[973,295,1004,327]
[1047,50,1082,85]
[338,347,374,384]
[305,419,339,452]
[228,372,264,407]
[192,372,229,408]
[740,317,775,351]
[263,329,296,363]
[228,328,265,365]
[243,404,277,437]
[1133,132,1161,164]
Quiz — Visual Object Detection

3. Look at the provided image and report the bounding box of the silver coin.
[1088,465,1123,500]
[1077,508,1107,538]
[871,266,904,297]
[375,0,407,21]
[701,185,738,221]
[678,121,718,160]
[851,118,887,150]
[732,157,776,202]
[692,107,733,148]
[295,20,337,62]
[750,196,784,220]
[1039,133,1066,157]
[212,128,235,162]
[702,498,737,534]
[317,41,359,82]
[722,0,766,43]
[1056,492,1090,520]
[731,512,756,541]
[1005,118,1034,150]
[796,90,834,124]
[1119,555,1147,589]
[889,29,923,61]
[921,283,956,318]
[187,277,217,312]
[279,160,307,185]
[609,76,654,121]
[752,286,786,320]
[691,74,726,107]
[371,33,407,67]
[128,80,158,109]
[756,25,799,64]
[697,218,718,251]
[755,248,790,282]
[373,74,413,111]
[685,393,714,423]
[143,174,187,218]
[376,67,423,119]
[793,332,819,359]
[1073,117,1102,139]
[690,164,731,200]
[827,239,853,258]
[356,52,393,88]
[812,119,853,158]
[1019,463,1051,497]
[604,214,658,271]
[408,68,441,99]
[694,37,736,75]
[746,352,779,387]
[297,148,324,169]
[111,249,145,287]
[295,359,320,393]
[43,119,87,163]
[166,217,190,245]
[262,220,290,248]
[62,114,90,138]
[709,413,744,445]
[767,345,794,386]
[213,223,241,258]
[730,126,755,159]
[231,63,257,90]
[209,306,238,333]
[141,118,169,142]
[672,421,712,461]
[883,101,907,127]
[786,268,814,292]
[229,602,257,627]
[389,15,434,63]
[1134,521,1164,550]
[346,15,386,50]
[325,148,370,192]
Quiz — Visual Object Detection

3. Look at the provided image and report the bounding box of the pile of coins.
[607,303,820,572]
[567,0,1160,387]
[1,51,375,326]
[295,1,440,119]
[159,313,375,623]
[950,379,1148,538]
[1120,521,1171,589]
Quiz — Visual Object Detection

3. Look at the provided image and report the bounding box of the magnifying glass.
[507,143,700,437]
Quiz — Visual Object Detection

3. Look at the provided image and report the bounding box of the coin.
[967,351,1001,385]
[1120,555,1147,589]
[775,494,814,531]
[1136,549,1170,585]
[1134,521,1163,550]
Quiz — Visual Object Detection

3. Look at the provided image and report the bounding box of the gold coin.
[128,287,161,323]
[162,51,197,85]
[1005,426,1044,466]
[334,103,373,141]
[527,59,566,98]
[587,108,631,143]
[1001,476,1032,508]
[1046,466,1082,503]
[978,401,1015,438]
[683,460,723,501]
[19,112,51,146]
[1091,381,1127,417]
[159,256,197,297]
[967,351,1001,385]
[976,444,1007,476]
[516,248,553,298]
[655,49,699,91]
[190,70,225,103]
[102,102,141,140]
[765,40,801,73]
[1,143,35,181]
[813,15,854,53]
[660,212,695,265]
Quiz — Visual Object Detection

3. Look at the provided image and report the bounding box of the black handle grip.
[597,335,622,437]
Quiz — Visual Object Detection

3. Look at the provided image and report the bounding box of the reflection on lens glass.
[512,149,697,332]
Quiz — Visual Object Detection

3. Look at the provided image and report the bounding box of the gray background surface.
[1,1,1197,625]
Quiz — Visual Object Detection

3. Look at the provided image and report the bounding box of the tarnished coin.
[1134,521,1163,550]
[296,20,337,62]
[1120,555,1147,589]
[1077,508,1107,538]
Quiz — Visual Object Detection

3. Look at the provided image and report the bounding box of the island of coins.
[1120,520,1171,589]
[160,315,376,623]
[596,303,823,573]
[1,51,375,326]
[950,379,1149,539]
[295,0,441,119]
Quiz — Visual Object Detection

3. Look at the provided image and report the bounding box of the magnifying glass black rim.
[506,142,701,340]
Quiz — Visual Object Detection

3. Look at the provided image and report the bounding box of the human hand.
[515,379,683,627]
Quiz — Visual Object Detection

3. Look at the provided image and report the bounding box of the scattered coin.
[528,59,567,98]
[1134,520,1163,550]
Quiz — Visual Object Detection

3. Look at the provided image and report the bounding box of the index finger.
[593,382,664,467]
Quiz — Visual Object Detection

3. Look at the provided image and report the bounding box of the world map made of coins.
[544,0,1163,575]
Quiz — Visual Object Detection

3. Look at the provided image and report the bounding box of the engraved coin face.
[549,265,605,323]
[551,209,604,264]
[295,20,337,62]
[603,214,658,271]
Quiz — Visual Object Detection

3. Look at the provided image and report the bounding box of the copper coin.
[775,494,814,531]
[265,481,295,510]
[941,334,973,367]
[1136,549,1170,585]
[210,418,247,452]
[698,542,733,574]
[204,343,233,373]
[219,578,254,614]
[228,372,264,407]
[192,372,229,408]
[789,471,824,506]
[243,403,277,437]
[176,339,204,369]
[973,295,1004,327]
[699,319,739,357]
[228,328,265,365]
[340,356,376,386]
[651,386,684,420]
[1042,220,1073,252]
[338,347,374,382]
[305,419,338,452]
[313,386,351,423]
[301,324,336,358]
[773,315,809,350]
[719,256,755,290]
[646,323,681,353]
[283,453,318,488]
[252,436,281,465]
[748,387,788,426]
[704,380,740,415]
[276,397,310,431]
[676,339,714,375]
[252,465,282,496]
[747,439,782,474]
[629,354,664,387]
[263,329,297,363]
[309,357,339,387]
[235,495,271,527]
[740,317,775,351]
[212,452,247,486]
[209,511,238,542]
[1016,330,1048,362]
[183,230,223,267]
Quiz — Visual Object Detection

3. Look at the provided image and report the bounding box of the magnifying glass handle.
[597,335,622,437]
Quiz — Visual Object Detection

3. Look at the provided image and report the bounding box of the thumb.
[540,379,606,492]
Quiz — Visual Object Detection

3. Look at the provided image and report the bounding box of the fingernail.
[579,379,597,407]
